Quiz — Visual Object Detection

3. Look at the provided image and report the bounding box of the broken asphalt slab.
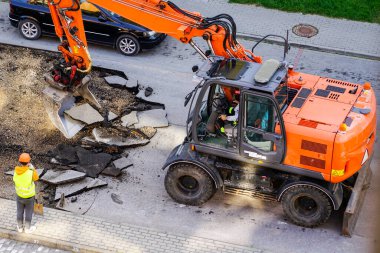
[54,177,107,201]
[92,128,150,147]
[76,147,113,178]
[49,144,78,165]
[113,157,133,170]
[107,111,118,121]
[104,75,138,89]
[65,103,103,125]
[101,166,122,177]
[121,111,138,127]
[139,126,157,139]
[134,109,168,128]
[101,157,132,177]
[40,170,86,185]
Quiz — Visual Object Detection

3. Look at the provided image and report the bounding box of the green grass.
[229,0,380,23]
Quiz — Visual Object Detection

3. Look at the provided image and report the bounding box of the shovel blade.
[342,160,372,237]
[42,86,85,138]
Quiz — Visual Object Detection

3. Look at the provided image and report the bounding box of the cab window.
[243,95,278,152]
[195,83,240,150]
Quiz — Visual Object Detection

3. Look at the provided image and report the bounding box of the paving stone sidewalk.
[0,237,69,253]
[0,199,262,253]
[172,0,380,59]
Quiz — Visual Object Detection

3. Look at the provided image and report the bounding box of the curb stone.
[237,33,380,61]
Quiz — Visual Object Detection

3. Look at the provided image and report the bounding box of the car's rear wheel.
[116,34,141,56]
[19,19,41,40]
[165,163,215,206]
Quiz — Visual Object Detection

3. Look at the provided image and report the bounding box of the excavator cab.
[189,57,287,165]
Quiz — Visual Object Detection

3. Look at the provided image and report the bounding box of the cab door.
[239,91,285,164]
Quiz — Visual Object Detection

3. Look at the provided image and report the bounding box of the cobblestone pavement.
[172,0,380,58]
[0,199,262,253]
[0,237,68,253]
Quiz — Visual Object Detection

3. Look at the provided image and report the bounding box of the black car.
[8,0,167,56]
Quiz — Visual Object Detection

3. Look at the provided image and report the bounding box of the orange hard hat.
[19,153,31,163]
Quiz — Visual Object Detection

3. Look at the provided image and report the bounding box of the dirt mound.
[0,44,135,199]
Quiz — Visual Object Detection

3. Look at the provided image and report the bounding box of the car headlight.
[143,31,157,37]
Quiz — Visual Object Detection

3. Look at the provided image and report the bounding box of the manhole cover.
[292,24,318,38]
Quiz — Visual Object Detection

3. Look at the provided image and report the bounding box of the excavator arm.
[47,0,261,87]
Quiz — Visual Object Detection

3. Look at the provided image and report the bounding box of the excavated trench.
[0,43,164,206]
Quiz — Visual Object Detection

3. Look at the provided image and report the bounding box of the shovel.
[34,198,43,216]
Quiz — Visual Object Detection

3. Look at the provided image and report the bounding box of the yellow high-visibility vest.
[13,169,35,198]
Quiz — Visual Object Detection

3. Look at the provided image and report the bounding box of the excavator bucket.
[342,161,372,237]
[42,86,84,138]
[42,75,100,138]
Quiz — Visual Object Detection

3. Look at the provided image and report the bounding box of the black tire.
[164,163,216,206]
[116,34,141,56]
[281,185,332,228]
[19,19,41,40]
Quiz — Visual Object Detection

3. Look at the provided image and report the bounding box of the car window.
[28,0,47,6]
[80,2,101,17]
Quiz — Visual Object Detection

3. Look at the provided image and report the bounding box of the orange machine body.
[282,71,376,183]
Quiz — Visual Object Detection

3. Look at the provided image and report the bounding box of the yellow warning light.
[191,144,195,151]
[332,169,345,176]
[73,46,79,54]
[339,123,347,132]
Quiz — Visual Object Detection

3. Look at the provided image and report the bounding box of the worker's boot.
[25,225,36,234]
[16,225,23,233]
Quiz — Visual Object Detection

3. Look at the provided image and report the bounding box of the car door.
[80,2,114,45]
[239,91,285,164]
[26,0,55,34]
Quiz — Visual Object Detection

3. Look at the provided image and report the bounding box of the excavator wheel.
[165,163,215,206]
[281,185,332,228]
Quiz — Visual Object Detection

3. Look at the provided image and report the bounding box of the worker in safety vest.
[13,153,39,233]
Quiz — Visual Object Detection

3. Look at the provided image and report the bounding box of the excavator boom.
[44,0,262,137]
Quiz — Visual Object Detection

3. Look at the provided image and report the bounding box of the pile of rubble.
[4,74,170,213]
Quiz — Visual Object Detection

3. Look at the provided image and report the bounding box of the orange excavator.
[44,0,376,235]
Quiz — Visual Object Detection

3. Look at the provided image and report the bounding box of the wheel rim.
[119,38,137,54]
[21,22,38,38]
[177,175,199,195]
[294,196,318,217]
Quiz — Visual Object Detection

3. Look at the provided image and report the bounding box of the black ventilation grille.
[326,79,358,88]
[300,155,325,169]
[301,140,327,154]
[291,97,306,108]
[328,93,340,100]
[315,89,330,97]
[298,88,312,98]
[326,85,346,94]
[287,88,298,105]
